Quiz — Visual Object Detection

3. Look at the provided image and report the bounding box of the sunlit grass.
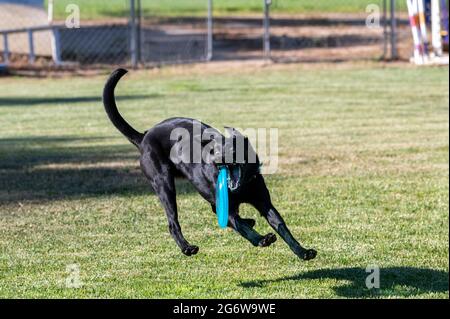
[46,0,407,19]
[0,62,448,298]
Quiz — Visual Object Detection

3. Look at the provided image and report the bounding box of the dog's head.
[215,128,261,192]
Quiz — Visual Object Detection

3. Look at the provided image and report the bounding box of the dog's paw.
[182,245,199,256]
[258,233,277,247]
[300,249,317,261]
[242,218,256,228]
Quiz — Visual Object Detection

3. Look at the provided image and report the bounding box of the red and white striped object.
[417,0,430,55]
[407,0,426,64]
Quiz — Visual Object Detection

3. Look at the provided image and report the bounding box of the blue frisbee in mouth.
[216,167,229,229]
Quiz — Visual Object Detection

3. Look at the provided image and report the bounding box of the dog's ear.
[224,127,247,140]
[193,131,225,164]
[224,127,233,138]
[192,133,220,146]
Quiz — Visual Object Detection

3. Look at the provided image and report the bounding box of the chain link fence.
[212,0,412,63]
[137,0,211,65]
[268,0,393,62]
[56,1,131,65]
[0,0,447,68]
[0,0,211,67]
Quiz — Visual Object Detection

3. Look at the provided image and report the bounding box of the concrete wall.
[0,3,52,56]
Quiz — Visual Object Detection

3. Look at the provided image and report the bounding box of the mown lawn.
[47,0,407,19]
[0,61,448,298]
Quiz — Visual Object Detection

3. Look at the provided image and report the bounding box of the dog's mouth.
[228,165,241,192]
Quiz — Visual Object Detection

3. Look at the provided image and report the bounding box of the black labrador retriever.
[103,68,316,261]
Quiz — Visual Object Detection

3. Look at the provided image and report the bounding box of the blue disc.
[216,167,229,229]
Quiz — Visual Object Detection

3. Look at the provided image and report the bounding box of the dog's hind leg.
[141,153,198,256]
[156,178,199,256]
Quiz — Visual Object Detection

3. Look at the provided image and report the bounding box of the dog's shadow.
[239,267,449,298]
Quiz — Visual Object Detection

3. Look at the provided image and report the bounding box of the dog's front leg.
[253,202,317,261]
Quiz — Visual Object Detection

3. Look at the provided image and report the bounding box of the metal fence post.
[28,29,35,64]
[263,0,272,60]
[382,0,388,59]
[51,27,62,65]
[130,0,138,68]
[2,33,9,64]
[207,0,213,61]
[137,0,142,64]
[390,0,398,60]
[48,0,54,24]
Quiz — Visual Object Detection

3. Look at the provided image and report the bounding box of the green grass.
[47,0,406,20]
[0,62,448,298]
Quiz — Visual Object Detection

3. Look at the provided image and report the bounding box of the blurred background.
[1,0,447,70]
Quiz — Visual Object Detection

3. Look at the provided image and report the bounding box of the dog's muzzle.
[227,165,242,192]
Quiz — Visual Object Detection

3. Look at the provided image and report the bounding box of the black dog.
[103,69,316,261]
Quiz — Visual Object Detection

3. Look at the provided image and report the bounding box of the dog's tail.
[103,68,144,148]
